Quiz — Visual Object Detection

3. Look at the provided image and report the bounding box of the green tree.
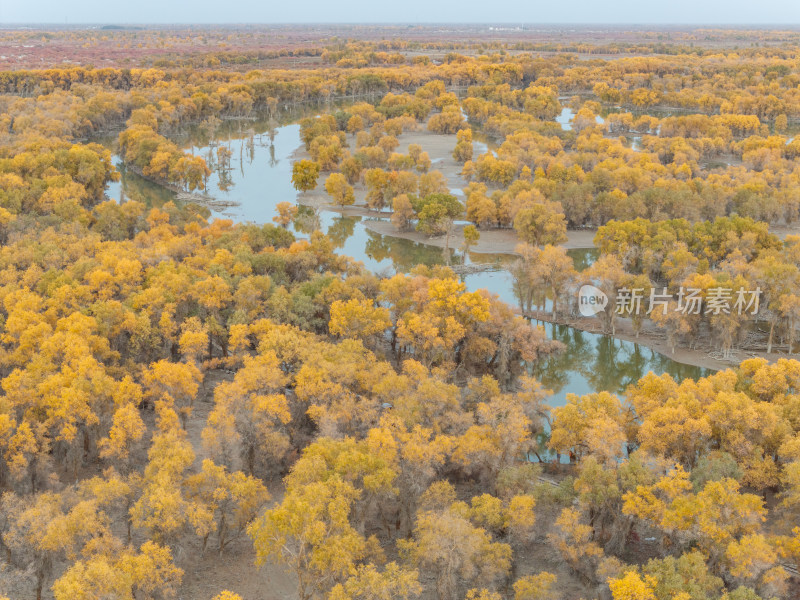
[325,173,356,207]
[413,193,464,264]
[513,201,568,247]
[292,160,321,194]
[461,225,480,264]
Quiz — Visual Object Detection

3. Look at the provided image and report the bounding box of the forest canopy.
[0,24,800,600]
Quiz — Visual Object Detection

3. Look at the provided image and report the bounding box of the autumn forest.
[1,23,800,600]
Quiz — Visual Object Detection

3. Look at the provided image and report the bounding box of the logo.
[578,285,608,317]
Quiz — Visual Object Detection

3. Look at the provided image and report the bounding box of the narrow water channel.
[104,111,712,406]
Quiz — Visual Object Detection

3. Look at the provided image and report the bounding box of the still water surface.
[105,111,712,406]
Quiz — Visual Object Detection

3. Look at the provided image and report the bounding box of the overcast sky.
[1,0,799,25]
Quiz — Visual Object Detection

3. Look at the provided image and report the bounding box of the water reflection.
[363,226,455,271]
[531,322,710,406]
[326,215,357,249]
[556,107,606,131]
[106,161,176,210]
[568,247,599,272]
[102,107,713,408]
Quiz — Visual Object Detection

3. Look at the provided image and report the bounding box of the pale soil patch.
[291,122,597,254]
[771,223,800,240]
[290,124,470,214]
[362,221,596,254]
[176,536,295,600]
[177,369,297,600]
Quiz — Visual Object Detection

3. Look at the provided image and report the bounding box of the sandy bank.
[291,123,598,254]
[361,220,596,254]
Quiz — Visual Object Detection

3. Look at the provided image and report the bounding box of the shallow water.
[104,112,711,405]
[556,107,605,131]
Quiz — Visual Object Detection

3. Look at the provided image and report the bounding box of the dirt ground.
[292,122,598,256]
[770,224,800,240]
[175,535,295,600]
[291,124,470,214]
[362,220,596,254]
[175,372,297,600]
[293,120,798,259]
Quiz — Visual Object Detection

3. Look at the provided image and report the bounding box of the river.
[104,108,712,407]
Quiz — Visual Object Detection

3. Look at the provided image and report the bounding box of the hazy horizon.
[2,0,800,26]
[3,22,800,27]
